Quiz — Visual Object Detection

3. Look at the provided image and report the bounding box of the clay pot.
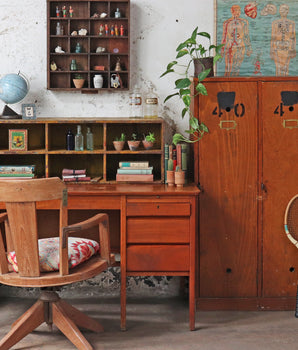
[113,141,125,151]
[127,140,140,151]
[166,170,175,187]
[142,140,154,150]
[174,170,185,188]
[73,78,85,89]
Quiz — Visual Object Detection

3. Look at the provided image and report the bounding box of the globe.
[0,73,29,118]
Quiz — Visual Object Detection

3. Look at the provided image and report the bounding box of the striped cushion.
[7,237,99,272]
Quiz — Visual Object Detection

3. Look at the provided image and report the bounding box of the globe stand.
[0,105,21,119]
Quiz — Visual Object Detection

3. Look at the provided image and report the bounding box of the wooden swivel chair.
[0,177,115,350]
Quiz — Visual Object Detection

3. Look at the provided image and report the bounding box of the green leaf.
[213,54,222,64]
[185,38,196,45]
[189,117,199,130]
[182,94,191,107]
[179,88,191,96]
[196,83,208,95]
[197,31,211,40]
[160,69,174,78]
[167,61,178,70]
[182,107,188,118]
[176,42,187,51]
[172,133,185,145]
[191,27,198,41]
[175,78,191,89]
[199,123,209,133]
[164,92,179,103]
[198,68,211,81]
[176,49,188,59]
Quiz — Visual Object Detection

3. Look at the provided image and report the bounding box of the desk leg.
[189,273,195,331]
[120,196,127,331]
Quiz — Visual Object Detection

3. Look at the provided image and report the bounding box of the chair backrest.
[0,177,67,277]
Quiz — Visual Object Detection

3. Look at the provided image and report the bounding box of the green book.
[164,143,169,183]
[0,173,34,177]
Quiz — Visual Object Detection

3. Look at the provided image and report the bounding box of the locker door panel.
[262,82,298,297]
[198,82,258,297]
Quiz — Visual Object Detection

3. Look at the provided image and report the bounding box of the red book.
[172,148,177,171]
[62,169,86,175]
[176,144,182,169]
[116,174,153,182]
[63,176,91,182]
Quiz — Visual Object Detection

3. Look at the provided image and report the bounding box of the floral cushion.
[7,237,100,273]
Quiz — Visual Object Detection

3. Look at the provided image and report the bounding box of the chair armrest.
[0,212,9,273]
[62,213,112,265]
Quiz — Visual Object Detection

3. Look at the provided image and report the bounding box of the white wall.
[0,0,213,135]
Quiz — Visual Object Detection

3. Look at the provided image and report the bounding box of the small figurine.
[55,45,65,53]
[114,57,122,71]
[78,28,87,35]
[91,12,99,18]
[105,24,109,35]
[99,24,104,36]
[50,61,57,71]
[96,46,106,53]
[62,5,67,17]
[69,6,73,17]
[120,24,124,36]
[100,12,107,18]
[71,31,78,36]
[111,73,122,88]
[75,42,82,53]
[56,6,60,17]
[115,24,119,36]
[110,25,115,36]
[115,8,121,18]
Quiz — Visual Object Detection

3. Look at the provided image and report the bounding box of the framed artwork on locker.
[215,0,298,77]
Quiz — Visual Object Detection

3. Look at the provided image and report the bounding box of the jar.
[144,87,158,118]
[129,85,143,118]
[93,74,103,88]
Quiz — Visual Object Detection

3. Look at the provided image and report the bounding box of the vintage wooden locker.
[262,81,298,298]
[195,81,258,298]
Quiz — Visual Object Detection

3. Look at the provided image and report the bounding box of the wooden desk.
[39,184,199,330]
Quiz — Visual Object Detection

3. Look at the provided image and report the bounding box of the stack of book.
[0,165,35,180]
[62,169,91,182]
[116,161,153,182]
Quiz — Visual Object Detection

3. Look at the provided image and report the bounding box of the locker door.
[262,82,298,297]
[198,82,258,297]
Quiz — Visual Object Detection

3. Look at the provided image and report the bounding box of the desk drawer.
[126,245,189,272]
[127,217,189,243]
[126,202,190,216]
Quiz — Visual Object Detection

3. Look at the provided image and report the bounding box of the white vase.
[93,74,103,88]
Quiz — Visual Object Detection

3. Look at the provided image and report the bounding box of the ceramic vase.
[166,170,175,187]
[93,74,103,88]
[174,170,185,188]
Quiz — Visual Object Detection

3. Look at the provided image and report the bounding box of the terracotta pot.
[142,140,154,150]
[73,78,85,89]
[166,170,175,187]
[127,140,140,151]
[113,141,125,151]
[174,170,185,188]
[193,57,214,78]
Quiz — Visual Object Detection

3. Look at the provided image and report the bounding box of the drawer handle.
[219,120,237,130]
[157,205,160,209]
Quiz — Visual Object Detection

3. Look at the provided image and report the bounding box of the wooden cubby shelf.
[47,0,130,92]
[0,118,164,183]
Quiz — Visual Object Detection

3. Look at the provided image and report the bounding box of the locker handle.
[283,119,298,129]
[219,120,237,130]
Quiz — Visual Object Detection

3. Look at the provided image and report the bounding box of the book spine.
[172,148,177,171]
[62,174,86,179]
[0,173,34,177]
[176,144,182,169]
[0,165,35,173]
[120,166,153,170]
[0,176,34,180]
[181,144,188,184]
[63,176,91,182]
[116,174,153,182]
[62,168,86,175]
[164,143,169,183]
[119,162,149,168]
[117,169,152,175]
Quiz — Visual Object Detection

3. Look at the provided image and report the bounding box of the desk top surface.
[67,183,200,196]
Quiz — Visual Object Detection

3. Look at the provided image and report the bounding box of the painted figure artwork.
[215,1,298,76]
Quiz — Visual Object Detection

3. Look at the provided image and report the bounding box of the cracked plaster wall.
[0,0,211,298]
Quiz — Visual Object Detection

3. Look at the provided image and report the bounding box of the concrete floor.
[1,296,298,350]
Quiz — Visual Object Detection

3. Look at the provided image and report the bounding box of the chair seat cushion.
[7,237,100,273]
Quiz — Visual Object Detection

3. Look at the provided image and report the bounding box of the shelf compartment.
[50,37,69,53]
[48,123,104,151]
[90,1,109,18]
[69,19,90,34]
[50,19,69,36]
[48,153,103,178]
[70,37,89,53]
[0,154,46,178]
[109,2,129,18]
[49,72,71,89]
[50,1,89,18]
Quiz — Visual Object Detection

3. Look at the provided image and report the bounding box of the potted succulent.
[174,166,185,188]
[142,132,155,150]
[73,74,85,89]
[160,26,223,145]
[113,133,126,151]
[127,133,140,151]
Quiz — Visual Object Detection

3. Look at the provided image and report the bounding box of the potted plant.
[73,74,85,89]
[160,26,223,145]
[113,133,126,151]
[166,159,175,187]
[142,132,155,150]
[127,133,140,151]
[174,166,185,188]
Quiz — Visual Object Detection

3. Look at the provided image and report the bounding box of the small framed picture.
[9,129,28,151]
[22,103,36,120]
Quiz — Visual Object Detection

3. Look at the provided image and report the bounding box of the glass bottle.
[86,127,94,151]
[144,87,158,118]
[56,22,61,35]
[115,8,121,18]
[75,125,84,151]
[129,85,143,118]
[70,59,77,71]
[66,129,74,150]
